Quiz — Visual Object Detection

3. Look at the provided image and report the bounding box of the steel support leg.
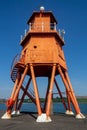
[1,65,28,119]
[65,90,74,115]
[58,65,85,118]
[30,64,42,116]
[66,90,72,111]
[17,78,31,111]
[54,78,68,110]
[21,86,36,104]
[64,71,85,117]
[11,72,21,99]
[13,65,28,101]
[46,64,56,117]
[43,77,50,112]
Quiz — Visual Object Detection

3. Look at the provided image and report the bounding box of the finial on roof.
[40,6,45,12]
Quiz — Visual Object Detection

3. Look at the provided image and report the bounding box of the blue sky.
[0,0,87,98]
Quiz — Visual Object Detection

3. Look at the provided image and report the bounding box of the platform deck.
[0,111,87,130]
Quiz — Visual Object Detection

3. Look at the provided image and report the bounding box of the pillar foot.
[65,110,74,115]
[76,112,85,119]
[1,112,11,119]
[36,113,52,122]
[11,110,20,115]
[16,110,20,115]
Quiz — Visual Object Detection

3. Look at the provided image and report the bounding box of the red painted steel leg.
[30,64,42,116]
[13,65,28,101]
[64,72,81,114]
[2,65,28,119]
[21,86,36,104]
[14,94,19,111]
[12,65,29,115]
[7,73,21,116]
[17,78,31,111]
[11,93,19,115]
[11,72,21,100]
[46,64,56,117]
[43,77,50,112]
[66,90,72,111]
[54,78,68,110]
[57,65,80,112]
[57,65,85,118]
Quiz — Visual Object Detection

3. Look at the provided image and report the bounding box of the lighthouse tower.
[2,7,85,122]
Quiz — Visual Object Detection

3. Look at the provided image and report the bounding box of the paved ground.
[0,111,87,130]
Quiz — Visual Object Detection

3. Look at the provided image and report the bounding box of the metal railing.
[20,22,65,43]
[20,22,57,42]
[29,22,56,32]
[11,54,21,72]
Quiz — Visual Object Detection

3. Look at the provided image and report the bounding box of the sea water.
[0,103,87,114]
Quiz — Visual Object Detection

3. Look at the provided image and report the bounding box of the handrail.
[11,54,21,73]
[29,22,56,31]
[20,22,65,43]
[20,22,57,42]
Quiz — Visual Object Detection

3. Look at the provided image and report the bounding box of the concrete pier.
[0,111,87,130]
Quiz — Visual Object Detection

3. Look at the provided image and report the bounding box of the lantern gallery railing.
[20,22,56,41]
[29,22,57,32]
[20,22,65,42]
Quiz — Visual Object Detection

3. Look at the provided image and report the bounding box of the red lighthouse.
[2,7,85,122]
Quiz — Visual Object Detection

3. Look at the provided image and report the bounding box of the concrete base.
[65,110,74,115]
[0,110,87,130]
[1,112,11,119]
[11,110,20,115]
[36,113,52,122]
[76,113,85,119]
[16,110,20,115]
